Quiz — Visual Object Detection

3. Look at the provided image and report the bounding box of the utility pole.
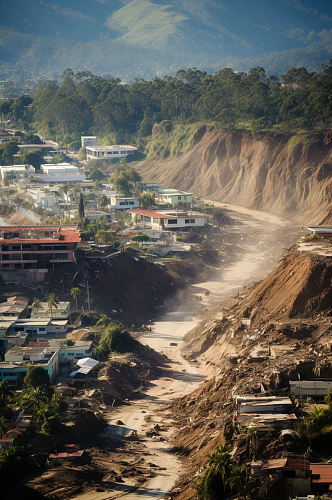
[87,281,90,312]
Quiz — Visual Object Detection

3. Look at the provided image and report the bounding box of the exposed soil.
[165,239,332,500]
[135,127,332,225]
[0,203,35,225]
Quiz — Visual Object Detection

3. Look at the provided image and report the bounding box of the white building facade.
[86,145,137,162]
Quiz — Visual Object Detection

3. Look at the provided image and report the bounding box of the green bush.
[41,416,64,435]
[301,233,319,242]
[95,323,136,356]
[81,311,100,326]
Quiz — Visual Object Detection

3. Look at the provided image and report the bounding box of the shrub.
[41,416,64,435]
[301,233,319,242]
[81,311,100,326]
[95,323,137,357]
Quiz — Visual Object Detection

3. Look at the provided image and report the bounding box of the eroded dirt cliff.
[167,240,332,500]
[137,127,332,224]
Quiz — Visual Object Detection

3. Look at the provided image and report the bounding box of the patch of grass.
[288,134,320,155]
[301,233,319,242]
[145,122,201,159]
[107,0,188,47]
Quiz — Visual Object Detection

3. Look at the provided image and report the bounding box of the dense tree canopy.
[2,63,332,148]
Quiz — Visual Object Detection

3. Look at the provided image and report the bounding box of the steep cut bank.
[168,240,332,500]
[137,127,332,224]
[0,203,36,225]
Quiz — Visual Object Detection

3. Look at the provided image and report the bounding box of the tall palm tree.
[0,380,15,417]
[70,287,81,310]
[31,297,42,317]
[45,293,59,318]
[227,464,246,499]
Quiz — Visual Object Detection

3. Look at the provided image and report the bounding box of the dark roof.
[262,458,310,471]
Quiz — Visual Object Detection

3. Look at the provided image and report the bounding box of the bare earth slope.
[169,240,332,500]
[136,127,332,224]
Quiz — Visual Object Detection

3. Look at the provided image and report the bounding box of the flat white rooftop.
[86,145,137,151]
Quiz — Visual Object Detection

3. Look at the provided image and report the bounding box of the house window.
[129,201,135,205]
[168,219,177,225]
[39,328,45,331]
[119,202,125,206]
[12,245,20,250]
[178,196,181,200]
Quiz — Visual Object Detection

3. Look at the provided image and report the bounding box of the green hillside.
[1,0,332,81]
[107,0,188,47]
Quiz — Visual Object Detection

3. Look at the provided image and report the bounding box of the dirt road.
[73,205,299,500]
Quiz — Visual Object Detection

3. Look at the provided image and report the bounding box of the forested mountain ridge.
[1,0,332,81]
[2,64,332,152]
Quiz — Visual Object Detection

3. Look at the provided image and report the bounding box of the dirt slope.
[0,203,35,225]
[136,127,332,224]
[167,241,332,500]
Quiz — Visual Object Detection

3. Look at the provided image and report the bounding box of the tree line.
[1,63,332,149]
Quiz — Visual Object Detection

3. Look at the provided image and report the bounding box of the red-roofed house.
[129,209,211,231]
[0,226,80,282]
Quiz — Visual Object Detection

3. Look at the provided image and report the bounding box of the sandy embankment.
[0,203,37,225]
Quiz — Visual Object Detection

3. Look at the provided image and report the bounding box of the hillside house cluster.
[0,332,93,386]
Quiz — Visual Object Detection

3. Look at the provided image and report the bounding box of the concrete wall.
[290,380,332,397]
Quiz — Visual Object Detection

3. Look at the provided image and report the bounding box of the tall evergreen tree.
[79,193,85,219]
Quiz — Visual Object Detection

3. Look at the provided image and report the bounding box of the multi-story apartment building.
[0,226,80,282]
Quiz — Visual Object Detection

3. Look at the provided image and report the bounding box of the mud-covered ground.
[20,204,303,500]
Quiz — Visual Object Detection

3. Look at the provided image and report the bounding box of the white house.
[156,189,193,206]
[48,340,93,363]
[41,163,79,175]
[81,136,97,148]
[30,301,70,319]
[110,197,139,210]
[8,318,68,335]
[86,145,137,162]
[27,188,57,209]
[128,209,211,231]
[32,163,86,184]
[0,165,35,183]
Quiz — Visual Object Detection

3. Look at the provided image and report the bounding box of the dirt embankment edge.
[167,242,332,500]
[136,128,332,225]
